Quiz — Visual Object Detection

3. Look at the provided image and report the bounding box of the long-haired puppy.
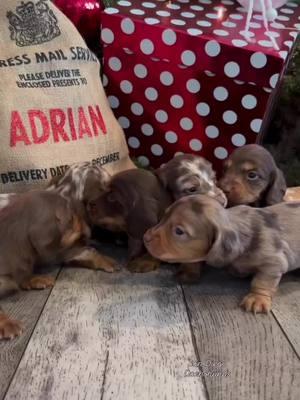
[218,144,286,207]
[144,195,300,313]
[0,162,120,273]
[0,191,89,340]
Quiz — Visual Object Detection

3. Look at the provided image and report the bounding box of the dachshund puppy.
[144,194,300,313]
[87,168,172,273]
[156,153,227,205]
[0,190,89,340]
[156,153,227,283]
[219,144,286,207]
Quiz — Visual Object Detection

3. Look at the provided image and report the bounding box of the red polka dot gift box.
[100,0,300,171]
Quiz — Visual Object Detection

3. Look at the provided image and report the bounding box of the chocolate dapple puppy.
[0,190,89,340]
[219,144,286,207]
[87,168,172,273]
[156,153,227,283]
[144,194,300,313]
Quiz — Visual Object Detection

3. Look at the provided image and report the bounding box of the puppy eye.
[247,171,259,180]
[173,226,186,237]
[187,186,197,193]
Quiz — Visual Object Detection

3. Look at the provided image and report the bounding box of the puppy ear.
[126,198,160,239]
[264,168,287,205]
[155,165,169,188]
[205,212,240,267]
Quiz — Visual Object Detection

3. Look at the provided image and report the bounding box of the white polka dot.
[145,17,160,24]
[270,73,279,89]
[160,71,174,86]
[120,80,133,93]
[206,13,219,19]
[289,31,298,39]
[174,152,184,157]
[230,14,244,20]
[271,22,285,29]
[232,39,248,47]
[231,133,246,147]
[128,136,140,149]
[165,131,178,143]
[250,52,267,68]
[141,123,153,136]
[258,40,273,48]
[118,0,131,5]
[170,95,184,108]
[242,94,257,110]
[240,30,255,38]
[131,102,144,115]
[123,48,134,55]
[279,51,288,60]
[196,103,210,116]
[281,8,294,14]
[167,3,181,9]
[121,18,135,34]
[234,80,245,85]
[214,147,228,159]
[284,40,294,48]
[190,5,204,10]
[224,62,240,78]
[171,19,186,26]
[151,144,163,156]
[197,20,212,27]
[108,57,122,71]
[214,29,229,36]
[199,0,212,3]
[213,86,228,101]
[287,2,298,7]
[265,31,280,38]
[162,29,177,45]
[157,10,170,17]
[205,40,221,57]
[145,87,158,101]
[277,15,290,21]
[101,28,114,44]
[140,39,154,55]
[118,116,130,129]
[180,117,194,130]
[134,64,148,79]
[181,12,196,18]
[155,110,168,123]
[222,21,236,28]
[294,23,300,29]
[138,156,150,167]
[204,70,216,77]
[104,7,119,14]
[189,139,202,151]
[186,79,201,93]
[250,119,262,133]
[108,95,119,109]
[249,22,261,29]
[130,9,145,15]
[142,2,156,8]
[187,28,203,36]
[102,74,108,87]
[181,50,196,66]
[205,125,219,138]
[221,0,234,4]
[223,110,237,124]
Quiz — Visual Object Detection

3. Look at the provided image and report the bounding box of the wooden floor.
[1,244,300,400]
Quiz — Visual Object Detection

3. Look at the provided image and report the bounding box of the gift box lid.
[101,0,300,88]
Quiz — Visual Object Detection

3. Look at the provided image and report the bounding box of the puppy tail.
[0,276,19,299]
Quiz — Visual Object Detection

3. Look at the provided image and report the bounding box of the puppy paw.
[95,255,121,273]
[0,314,23,340]
[127,256,160,273]
[240,292,272,314]
[21,275,55,290]
[175,263,203,284]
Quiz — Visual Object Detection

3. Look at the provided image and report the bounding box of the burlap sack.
[0,0,134,193]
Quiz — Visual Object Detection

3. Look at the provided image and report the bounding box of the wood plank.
[272,273,300,357]
[183,268,300,400]
[4,250,207,400]
[0,268,59,400]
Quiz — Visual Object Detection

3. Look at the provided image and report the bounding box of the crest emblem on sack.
[7,0,61,47]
